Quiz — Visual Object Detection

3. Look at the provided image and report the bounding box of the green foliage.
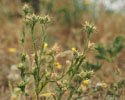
[95,35,125,62]
[14,4,125,100]
[58,7,71,26]
[82,61,101,71]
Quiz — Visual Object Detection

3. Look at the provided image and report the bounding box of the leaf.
[39,93,55,97]
[82,61,101,71]
[94,55,105,60]
[95,45,106,55]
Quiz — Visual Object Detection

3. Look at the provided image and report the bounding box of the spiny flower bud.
[22,4,30,16]
[84,21,96,38]
[79,71,86,78]
[17,81,26,92]
[25,14,39,26]
[43,15,51,23]
[31,14,39,24]
[39,15,50,24]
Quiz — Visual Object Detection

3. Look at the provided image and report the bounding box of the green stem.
[58,92,63,100]
[30,24,40,100]
[67,84,81,100]
[39,24,46,66]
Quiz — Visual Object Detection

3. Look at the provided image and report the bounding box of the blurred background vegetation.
[0,0,125,99]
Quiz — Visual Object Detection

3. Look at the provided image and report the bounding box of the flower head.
[25,14,39,26]
[84,21,96,38]
[102,82,107,88]
[83,79,90,85]
[44,42,48,48]
[72,48,76,52]
[79,71,86,78]
[8,48,16,53]
[19,63,23,68]
[55,62,62,69]
[22,4,30,16]
[39,15,50,24]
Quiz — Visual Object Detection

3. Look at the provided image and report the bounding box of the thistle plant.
[94,35,125,100]
[15,4,125,100]
[17,4,51,100]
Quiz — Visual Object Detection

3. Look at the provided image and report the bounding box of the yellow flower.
[102,82,107,88]
[19,63,23,68]
[83,79,90,85]
[55,62,62,69]
[40,93,55,97]
[8,48,16,53]
[72,48,76,52]
[84,0,91,6]
[44,42,48,48]
[85,21,89,26]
